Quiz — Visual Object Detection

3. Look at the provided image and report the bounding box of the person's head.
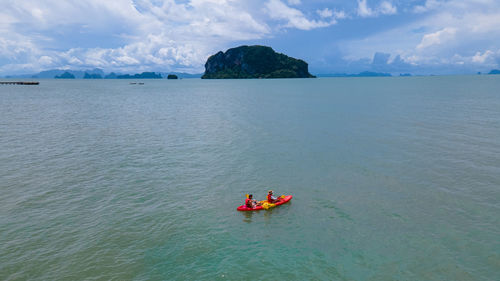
[249,194,253,199]
[268,190,273,194]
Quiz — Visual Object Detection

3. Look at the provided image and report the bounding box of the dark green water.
[1,77,499,280]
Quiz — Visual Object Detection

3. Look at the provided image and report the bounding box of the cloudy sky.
[1,0,500,75]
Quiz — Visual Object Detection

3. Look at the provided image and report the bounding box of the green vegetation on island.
[116,72,162,79]
[202,45,315,79]
[55,72,75,79]
[83,72,102,79]
[167,74,178,79]
[488,69,500,74]
[104,72,118,79]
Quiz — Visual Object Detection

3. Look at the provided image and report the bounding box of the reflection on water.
[243,211,253,223]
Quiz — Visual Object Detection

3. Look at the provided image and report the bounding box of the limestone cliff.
[202,45,315,79]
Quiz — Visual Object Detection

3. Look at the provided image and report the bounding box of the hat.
[268,190,273,193]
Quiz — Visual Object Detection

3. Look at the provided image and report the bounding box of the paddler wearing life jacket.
[267,190,280,203]
[245,194,261,209]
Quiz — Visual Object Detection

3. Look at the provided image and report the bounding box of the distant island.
[5,66,500,80]
[60,71,162,79]
[84,72,102,79]
[317,71,392,77]
[114,72,162,79]
[55,72,75,79]
[202,45,315,79]
[104,72,118,79]
[2,69,202,79]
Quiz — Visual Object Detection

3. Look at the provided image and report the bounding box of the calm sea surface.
[1,76,499,280]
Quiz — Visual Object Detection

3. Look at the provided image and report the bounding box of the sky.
[1,0,500,75]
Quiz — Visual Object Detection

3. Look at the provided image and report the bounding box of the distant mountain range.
[315,69,500,77]
[317,71,392,77]
[3,69,202,79]
[4,68,500,79]
[316,71,392,77]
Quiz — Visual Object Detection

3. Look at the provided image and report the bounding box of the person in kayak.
[267,190,280,203]
[245,194,261,209]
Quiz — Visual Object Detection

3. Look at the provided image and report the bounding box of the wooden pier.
[0,81,39,85]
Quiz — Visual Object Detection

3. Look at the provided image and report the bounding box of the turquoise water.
[1,76,499,280]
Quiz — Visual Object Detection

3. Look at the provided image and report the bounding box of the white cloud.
[38,56,54,66]
[357,0,373,17]
[2,0,499,75]
[0,0,273,74]
[317,8,333,19]
[265,0,336,30]
[472,50,493,63]
[417,27,457,49]
[471,50,500,65]
[414,0,442,13]
[357,0,397,17]
[333,10,348,20]
[317,8,348,20]
[379,1,397,15]
[0,0,345,74]
[0,36,41,63]
[344,0,500,73]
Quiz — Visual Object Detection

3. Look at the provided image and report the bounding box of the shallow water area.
[1,76,499,280]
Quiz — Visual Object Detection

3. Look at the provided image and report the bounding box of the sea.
[1,76,499,280]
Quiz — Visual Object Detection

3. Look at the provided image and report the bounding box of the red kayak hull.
[237,195,293,211]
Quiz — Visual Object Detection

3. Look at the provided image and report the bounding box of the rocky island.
[55,72,75,79]
[116,72,162,79]
[83,72,102,79]
[202,45,315,79]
